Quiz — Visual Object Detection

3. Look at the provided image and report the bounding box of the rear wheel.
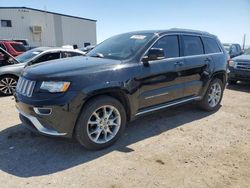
[75,96,126,150]
[198,78,224,111]
[0,75,18,96]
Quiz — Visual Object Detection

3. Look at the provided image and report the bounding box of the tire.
[75,96,127,150]
[0,75,18,96]
[198,78,224,111]
[228,80,237,85]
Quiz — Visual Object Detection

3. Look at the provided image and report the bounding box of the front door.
[137,35,186,109]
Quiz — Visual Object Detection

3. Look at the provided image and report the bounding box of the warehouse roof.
[0,7,97,22]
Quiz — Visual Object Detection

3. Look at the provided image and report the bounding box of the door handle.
[174,61,184,66]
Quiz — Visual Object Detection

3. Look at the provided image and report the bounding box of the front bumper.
[15,93,85,138]
[17,107,67,136]
[228,68,250,81]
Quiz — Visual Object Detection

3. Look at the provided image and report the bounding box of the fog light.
[34,107,52,115]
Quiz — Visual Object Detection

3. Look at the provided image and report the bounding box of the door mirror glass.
[143,48,165,63]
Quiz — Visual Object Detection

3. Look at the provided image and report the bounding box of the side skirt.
[135,96,202,117]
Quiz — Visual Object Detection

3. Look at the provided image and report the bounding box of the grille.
[16,77,36,97]
[236,61,250,71]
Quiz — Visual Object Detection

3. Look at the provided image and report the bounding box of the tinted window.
[152,35,179,58]
[14,40,28,46]
[11,43,26,52]
[236,44,241,52]
[203,37,221,54]
[35,53,60,64]
[62,52,82,58]
[182,36,204,56]
[0,43,6,51]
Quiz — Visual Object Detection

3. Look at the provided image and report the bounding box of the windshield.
[244,48,250,55]
[87,33,154,60]
[15,49,43,63]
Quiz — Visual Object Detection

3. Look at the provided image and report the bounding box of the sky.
[1,0,250,46]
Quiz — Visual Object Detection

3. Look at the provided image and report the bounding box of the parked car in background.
[0,41,26,57]
[223,43,243,58]
[15,29,228,150]
[0,47,85,95]
[80,45,95,54]
[12,39,33,50]
[228,47,250,84]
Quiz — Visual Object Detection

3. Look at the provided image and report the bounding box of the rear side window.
[152,35,179,58]
[182,35,204,56]
[11,43,26,52]
[62,52,82,58]
[203,37,221,54]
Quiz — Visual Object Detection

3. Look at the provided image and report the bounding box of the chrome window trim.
[140,33,224,63]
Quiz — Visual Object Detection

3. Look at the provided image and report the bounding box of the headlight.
[40,81,70,93]
[228,60,237,67]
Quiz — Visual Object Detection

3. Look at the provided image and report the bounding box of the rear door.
[180,35,210,97]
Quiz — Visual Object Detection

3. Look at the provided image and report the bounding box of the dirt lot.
[0,83,249,188]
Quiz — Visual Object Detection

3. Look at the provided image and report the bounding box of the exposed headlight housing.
[40,81,70,93]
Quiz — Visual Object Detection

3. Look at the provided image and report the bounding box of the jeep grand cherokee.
[15,29,227,150]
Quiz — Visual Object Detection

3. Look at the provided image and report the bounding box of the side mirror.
[142,48,165,66]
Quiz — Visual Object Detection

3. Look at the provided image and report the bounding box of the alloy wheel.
[87,105,121,144]
[208,82,222,108]
[0,77,17,95]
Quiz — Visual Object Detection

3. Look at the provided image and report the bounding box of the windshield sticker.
[32,51,40,55]
[130,35,147,40]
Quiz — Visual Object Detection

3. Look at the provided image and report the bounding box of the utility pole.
[242,34,246,50]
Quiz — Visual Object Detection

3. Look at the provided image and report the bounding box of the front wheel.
[198,78,224,111]
[75,96,127,150]
[0,75,18,96]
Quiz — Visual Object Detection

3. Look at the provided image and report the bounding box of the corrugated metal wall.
[0,8,97,47]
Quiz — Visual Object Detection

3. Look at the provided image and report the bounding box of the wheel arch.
[72,87,132,137]
[0,73,19,80]
[84,88,131,121]
[211,70,227,87]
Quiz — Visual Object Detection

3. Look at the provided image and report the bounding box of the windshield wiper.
[90,53,104,58]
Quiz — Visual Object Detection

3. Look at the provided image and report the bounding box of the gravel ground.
[0,83,250,188]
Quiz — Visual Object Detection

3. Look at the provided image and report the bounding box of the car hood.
[0,62,26,70]
[233,55,250,61]
[23,56,122,79]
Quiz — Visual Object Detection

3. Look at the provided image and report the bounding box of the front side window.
[35,53,60,64]
[1,20,12,27]
[87,33,154,60]
[203,37,221,54]
[182,35,204,56]
[152,35,179,58]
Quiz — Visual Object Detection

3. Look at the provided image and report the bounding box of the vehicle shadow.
[0,103,218,177]
[226,81,250,93]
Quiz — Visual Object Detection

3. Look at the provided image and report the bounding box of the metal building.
[0,7,97,47]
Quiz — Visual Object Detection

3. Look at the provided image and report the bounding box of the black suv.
[15,29,227,150]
